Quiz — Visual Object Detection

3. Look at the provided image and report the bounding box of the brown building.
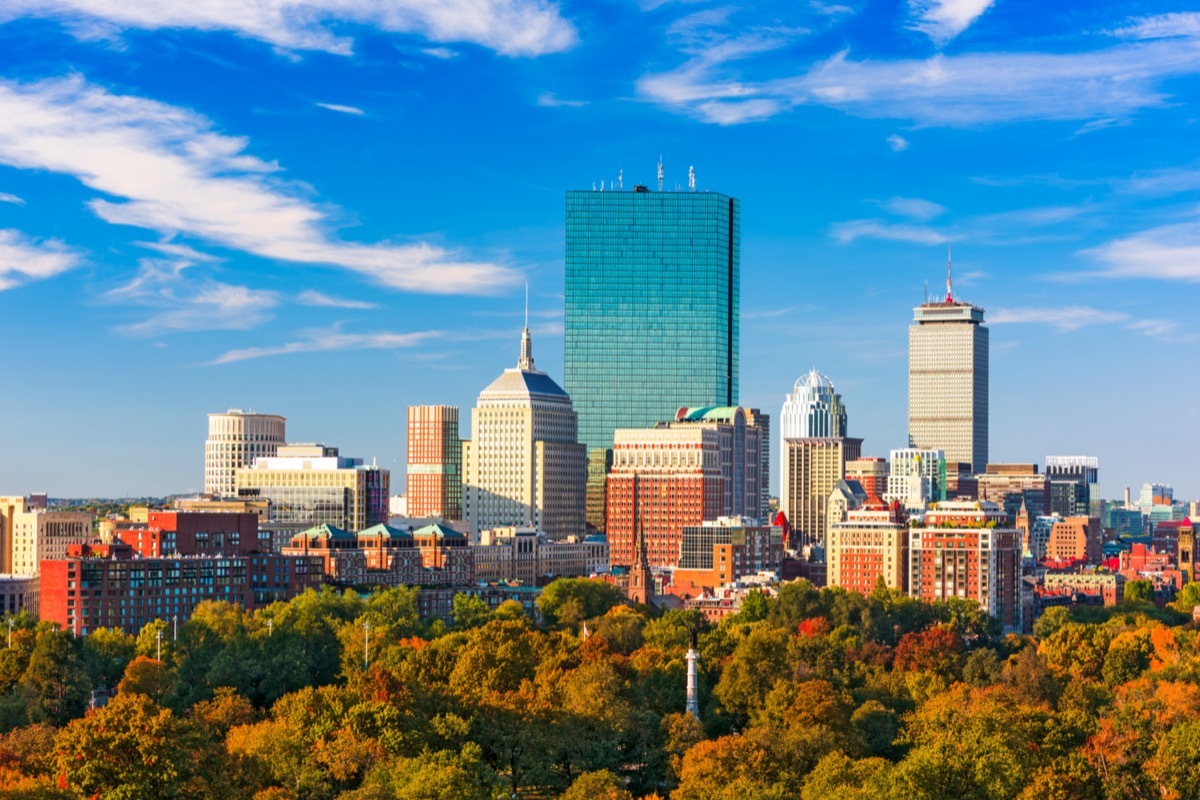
[282,521,475,587]
[1041,573,1124,606]
[828,504,908,596]
[976,463,1050,518]
[1044,516,1103,564]
[674,517,783,590]
[908,500,1023,634]
[117,511,263,557]
[41,542,325,636]
[472,527,609,584]
[845,457,889,501]
[406,406,462,520]
[780,437,863,547]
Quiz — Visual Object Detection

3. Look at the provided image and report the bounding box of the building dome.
[795,369,834,394]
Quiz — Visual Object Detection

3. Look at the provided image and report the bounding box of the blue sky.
[0,0,1197,500]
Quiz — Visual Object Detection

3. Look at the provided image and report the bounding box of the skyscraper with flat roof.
[565,185,739,454]
[406,405,462,520]
[907,261,988,474]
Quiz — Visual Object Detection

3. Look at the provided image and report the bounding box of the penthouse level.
[41,542,325,636]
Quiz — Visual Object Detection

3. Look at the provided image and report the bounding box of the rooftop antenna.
[945,245,953,303]
[618,169,623,190]
[924,280,928,305]
[688,165,695,192]
[524,283,529,330]
[657,156,663,192]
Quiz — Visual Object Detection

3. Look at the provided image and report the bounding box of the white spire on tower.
[945,245,953,303]
[519,284,535,370]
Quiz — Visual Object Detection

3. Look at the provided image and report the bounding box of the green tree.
[81,627,136,690]
[713,627,793,721]
[1148,719,1200,799]
[536,578,622,627]
[451,594,492,630]
[561,769,633,800]
[733,588,771,623]
[1124,579,1155,605]
[1033,607,1071,640]
[21,629,89,726]
[801,752,894,800]
[118,656,174,703]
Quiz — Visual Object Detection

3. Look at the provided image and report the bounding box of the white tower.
[685,630,700,718]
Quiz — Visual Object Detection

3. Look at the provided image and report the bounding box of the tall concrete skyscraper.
[406,405,462,520]
[780,370,847,440]
[462,325,586,540]
[907,261,988,474]
[204,410,286,497]
[564,183,739,454]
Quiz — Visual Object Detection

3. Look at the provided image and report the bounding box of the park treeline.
[2,577,1200,799]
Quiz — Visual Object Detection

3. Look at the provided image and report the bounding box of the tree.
[963,648,1003,687]
[54,692,228,799]
[1124,579,1155,605]
[135,619,171,662]
[118,656,174,703]
[561,770,633,800]
[81,627,136,690]
[713,627,793,721]
[801,752,894,800]
[342,745,496,800]
[451,594,492,630]
[733,589,770,623]
[536,579,622,627]
[20,630,89,726]
[893,626,964,681]
[1148,719,1200,800]
[1033,607,1071,640]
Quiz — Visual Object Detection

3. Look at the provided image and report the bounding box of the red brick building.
[41,542,325,636]
[406,405,462,520]
[117,511,263,557]
[1045,516,1103,564]
[908,500,1023,634]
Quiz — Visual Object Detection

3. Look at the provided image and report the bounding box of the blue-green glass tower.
[565,186,740,453]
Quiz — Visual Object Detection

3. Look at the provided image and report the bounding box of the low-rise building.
[1045,516,1103,565]
[674,517,783,590]
[1041,573,1124,606]
[0,575,38,616]
[472,527,609,584]
[41,542,325,636]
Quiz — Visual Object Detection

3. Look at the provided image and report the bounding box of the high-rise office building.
[885,448,947,509]
[462,326,586,540]
[780,370,847,439]
[907,266,988,474]
[976,463,1050,519]
[564,185,739,453]
[1046,456,1099,517]
[607,407,763,567]
[780,437,863,547]
[746,408,771,519]
[406,406,462,520]
[205,410,286,497]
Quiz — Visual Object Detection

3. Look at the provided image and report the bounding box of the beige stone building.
[463,326,586,540]
[472,527,609,584]
[0,496,92,576]
[780,437,862,547]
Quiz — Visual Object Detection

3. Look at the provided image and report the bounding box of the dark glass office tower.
[565,186,740,453]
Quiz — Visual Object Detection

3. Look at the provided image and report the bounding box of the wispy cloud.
[990,306,1127,332]
[744,306,796,320]
[886,134,909,152]
[832,219,948,244]
[883,196,945,221]
[639,30,1200,126]
[105,257,279,335]
[316,102,365,116]
[0,76,519,295]
[0,0,578,57]
[297,289,377,309]
[908,0,994,44]
[537,92,587,108]
[0,228,81,290]
[421,46,458,59]
[209,326,440,364]
[1084,219,1200,282]
[1111,13,1200,41]
[0,192,24,205]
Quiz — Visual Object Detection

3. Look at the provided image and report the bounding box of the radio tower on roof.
[945,246,954,303]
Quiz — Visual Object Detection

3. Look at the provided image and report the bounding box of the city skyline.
[0,1,1198,498]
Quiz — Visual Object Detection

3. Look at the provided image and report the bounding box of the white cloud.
[210,326,439,364]
[421,46,458,59]
[1126,319,1179,337]
[0,192,24,205]
[316,102,365,116]
[908,0,993,44]
[0,0,577,57]
[106,257,280,335]
[639,33,1200,126]
[0,76,519,295]
[297,289,377,309]
[990,306,1128,332]
[884,196,945,221]
[832,219,948,244]
[536,92,587,108]
[1084,219,1200,282]
[886,134,909,151]
[0,228,81,290]
[1112,13,1200,41]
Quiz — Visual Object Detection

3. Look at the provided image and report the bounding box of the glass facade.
[565,188,740,453]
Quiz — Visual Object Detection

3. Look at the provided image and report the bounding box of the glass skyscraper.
[565,186,740,453]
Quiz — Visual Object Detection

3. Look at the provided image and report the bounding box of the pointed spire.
[945,245,954,303]
[518,284,535,371]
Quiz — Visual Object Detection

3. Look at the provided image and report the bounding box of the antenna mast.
[657,156,663,192]
[945,245,953,303]
[688,165,695,191]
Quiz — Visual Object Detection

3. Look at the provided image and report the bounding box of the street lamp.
[6,618,12,648]
[171,615,178,642]
[156,628,163,661]
[267,618,273,637]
